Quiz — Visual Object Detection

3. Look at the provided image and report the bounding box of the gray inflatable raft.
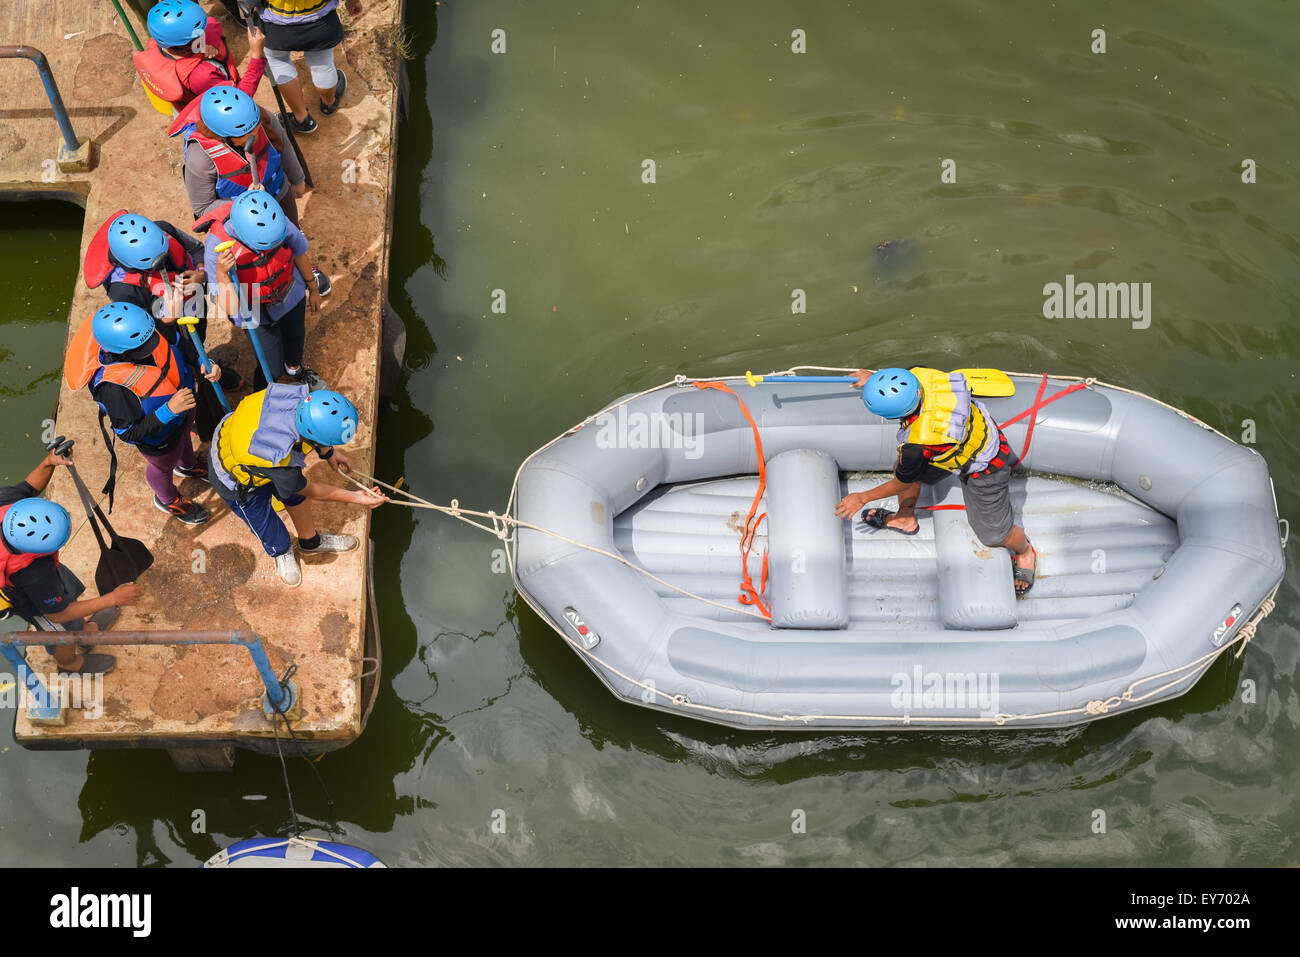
[510,371,1286,730]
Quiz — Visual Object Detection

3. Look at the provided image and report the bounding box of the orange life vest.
[132,21,238,108]
[195,202,297,308]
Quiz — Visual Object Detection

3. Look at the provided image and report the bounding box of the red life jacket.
[0,504,58,594]
[169,94,284,199]
[195,202,297,307]
[82,208,194,297]
[132,20,239,108]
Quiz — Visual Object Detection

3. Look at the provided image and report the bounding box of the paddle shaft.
[178,322,230,412]
[758,375,858,384]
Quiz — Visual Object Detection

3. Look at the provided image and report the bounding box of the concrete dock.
[1,0,405,766]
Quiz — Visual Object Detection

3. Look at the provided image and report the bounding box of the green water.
[3,0,1299,865]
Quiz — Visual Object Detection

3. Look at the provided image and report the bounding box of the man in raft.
[1,448,142,674]
[134,0,268,111]
[208,385,386,586]
[833,367,1038,594]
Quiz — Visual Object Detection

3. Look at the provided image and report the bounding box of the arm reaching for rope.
[299,480,387,508]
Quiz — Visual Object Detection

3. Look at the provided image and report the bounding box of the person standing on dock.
[135,0,270,111]
[1,449,141,675]
[248,0,362,135]
[208,385,386,586]
[201,190,325,391]
[71,303,222,526]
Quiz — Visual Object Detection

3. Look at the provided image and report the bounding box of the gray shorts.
[961,455,1020,546]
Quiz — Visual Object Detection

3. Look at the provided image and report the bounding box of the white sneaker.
[299,533,358,554]
[274,551,302,587]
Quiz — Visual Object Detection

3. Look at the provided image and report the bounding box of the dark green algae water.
[1,0,1298,865]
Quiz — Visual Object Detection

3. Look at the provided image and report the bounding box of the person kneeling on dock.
[833,367,1038,594]
[208,385,386,587]
[1,450,141,675]
[72,302,222,525]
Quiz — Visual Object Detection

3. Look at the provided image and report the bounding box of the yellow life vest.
[898,367,997,475]
[264,0,333,17]
[211,385,310,496]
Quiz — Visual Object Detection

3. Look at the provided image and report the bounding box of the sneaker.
[320,69,347,116]
[89,607,121,632]
[274,551,302,587]
[287,366,328,391]
[153,494,210,525]
[58,653,116,675]
[313,268,332,297]
[289,112,318,135]
[174,454,210,483]
[299,533,358,554]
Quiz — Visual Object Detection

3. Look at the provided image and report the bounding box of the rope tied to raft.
[692,380,772,620]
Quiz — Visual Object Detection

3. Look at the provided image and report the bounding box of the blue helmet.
[862,368,922,418]
[227,191,288,251]
[146,0,207,50]
[296,391,359,447]
[2,498,71,555]
[92,301,156,355]
[199,84,260,139]
[107,213,170,271]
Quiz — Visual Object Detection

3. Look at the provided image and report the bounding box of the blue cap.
[227,190,288,251]
[107,213,170,271]
[199,84,260,139]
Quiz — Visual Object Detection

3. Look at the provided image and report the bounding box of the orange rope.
[694,381,772,619]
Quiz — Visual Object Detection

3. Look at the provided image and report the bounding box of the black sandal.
[1013,550,1038,596]
[861,507,919,536]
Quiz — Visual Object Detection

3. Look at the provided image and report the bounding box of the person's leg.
[306,48,343,108]
[962,466,1036,591]
[278,296,308,372]
[141,448,183,504]
[177,411,198,470]
[224,487,293,557]
[264,48,308,121]
[284,496,316,541]
[251,319,286,391]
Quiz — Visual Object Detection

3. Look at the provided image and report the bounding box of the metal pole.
[0,643,57,712]
[1,629,285,709]
[0,46,79,153]
[109,0,145,52]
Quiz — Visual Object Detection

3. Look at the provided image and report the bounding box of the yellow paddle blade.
[952,368,1015,397]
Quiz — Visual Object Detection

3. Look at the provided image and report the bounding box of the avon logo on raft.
[49,887,151,937]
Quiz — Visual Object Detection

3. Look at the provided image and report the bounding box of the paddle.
[744,368,1017,398]
[176,316,230,413]
[48,437,154,592]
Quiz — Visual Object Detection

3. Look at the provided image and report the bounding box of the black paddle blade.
[95,547,144,594]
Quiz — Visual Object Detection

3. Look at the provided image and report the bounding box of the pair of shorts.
[259,9,344,52]
[960,453,1021,546]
